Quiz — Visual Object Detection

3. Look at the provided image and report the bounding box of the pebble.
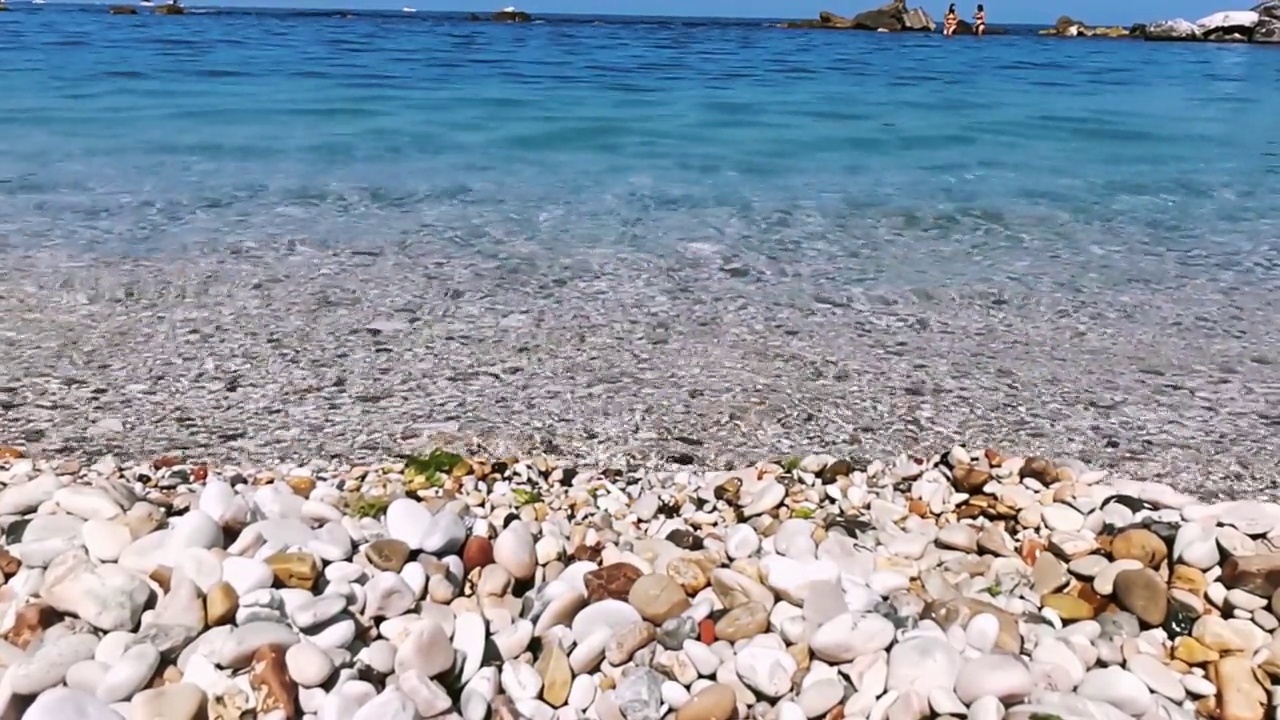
[0,447,1270,720]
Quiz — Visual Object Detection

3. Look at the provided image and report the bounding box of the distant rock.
[1254,16,1280,40]
[1143,18,1201,41]
[1039,15,1139,37]
[782,0,934,32]
[108,5,138,12]
[1255,0,1280,19]
[1196,10,1259,40]
[155,3,185,14]
[471,9,533,22]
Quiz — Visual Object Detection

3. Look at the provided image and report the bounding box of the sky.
[205,0,1237,25]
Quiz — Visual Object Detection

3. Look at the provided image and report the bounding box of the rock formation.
[1038,15,1138,37]
[108,5,138,13]
[468,9,533,22]
[783,0,935,31]
[1142,5,1278,42]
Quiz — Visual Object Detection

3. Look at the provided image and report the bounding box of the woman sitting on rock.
[973,3,986,35]
[944,3,958,35]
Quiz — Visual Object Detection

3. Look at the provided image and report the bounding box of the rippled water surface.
[2,5,1278,290]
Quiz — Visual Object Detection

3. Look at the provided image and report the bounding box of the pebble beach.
[1,446,1279,720]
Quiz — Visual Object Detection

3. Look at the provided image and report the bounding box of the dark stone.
[108,5,138,13]
[155,3,184,14]
[1142,521,1180,548]
[821,459,855,483]
[666,452,697,465]
[491,10,531,22]
[664,529,704,552]
[1129,23,1148,35]
[4,519,30,545]
[1162,597,1199,638]
[1100,494,1153,514]
[826,514,874,537]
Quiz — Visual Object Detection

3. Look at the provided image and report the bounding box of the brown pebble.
[584,563,643,603]
[249,644,297,718]
[265,552,320,590]
[366,539,412,572]
[462,536,494,573]
[205,581,239,627]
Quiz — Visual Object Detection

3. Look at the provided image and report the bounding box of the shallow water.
[2,7,1280,494]
[3,7,1279,284]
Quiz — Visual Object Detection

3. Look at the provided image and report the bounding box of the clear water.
[2,6,1280,292]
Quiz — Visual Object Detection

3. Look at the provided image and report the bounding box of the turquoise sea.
[1,6,1279,292]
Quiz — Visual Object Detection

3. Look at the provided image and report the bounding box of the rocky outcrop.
[1143,18,1202,40]
[1196,9,1258,39]
[782,0,934,31]
[108,5,138,13]
[154,3,184,13]
[1142,7,1280,42]
[1039,15,1140,37]
[491,9,532,21]
[1254,16,1280,40]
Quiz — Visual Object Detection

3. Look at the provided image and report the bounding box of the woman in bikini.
[973,3,986,35]
[943,3,958,35]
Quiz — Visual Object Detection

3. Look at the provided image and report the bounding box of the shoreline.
[3,246,1279,501]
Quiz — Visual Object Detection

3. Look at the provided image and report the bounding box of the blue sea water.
[2,6,1280,291]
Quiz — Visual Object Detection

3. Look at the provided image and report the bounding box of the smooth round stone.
[1093,559,1145,596]
[1041,504,1085,532]
[81,520,132,563]
[741,481,785,517]
[286,642,336,687]
[936,524,978,553]
[1066,555,1108,578]
[1173,523,1219,570]
[1077,666,1154,715]
[953,654,1034,705]
[364,571,416,619]
[65,659,108,695]
[571,600,643,645]
[211,622,300,669]
[396,621,456,678]
[810,613,894,663]
[221,557,275,595]
[453,611,489,684]
[289,593,348,629]
[25,687,121,720]
[1126,654,1185,702]
[735,642,797,698]
[1030,638,1085,687]
[420,511,467,555]
[96,643,160,703]
[386,499,434,550]
[493,521,537,582]
[886,636,961,694]
[724,525,761,560]
[9,633,101,695]
[797,678,844,718]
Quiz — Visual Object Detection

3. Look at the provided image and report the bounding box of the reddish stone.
[0,446,24,460]
[462,536,494,573]
[571,543,603,564]
[192,465,209,482]
[0,548,21,578]
[152,455,183,470]
[249,644,297,718]
[4,602,61,650]
[583,563,643,603]
[1020,456,1056,482]
[1221,554,1280,597]
[698,617,717,644]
